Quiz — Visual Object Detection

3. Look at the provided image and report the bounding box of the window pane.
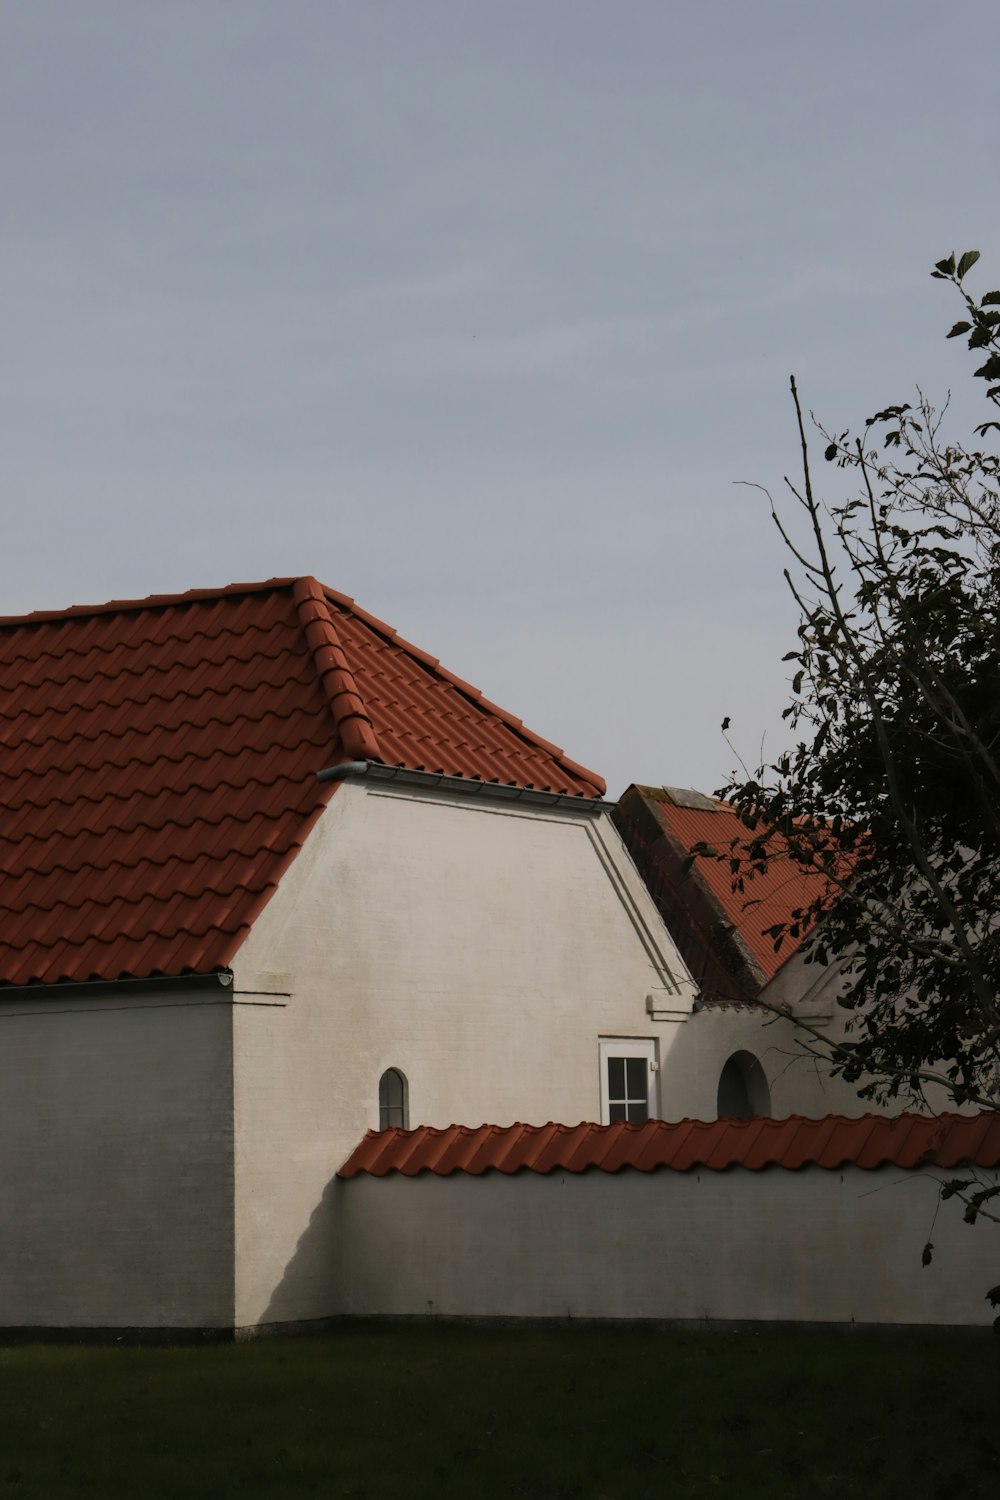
[607,1057,625,1097]
[626,1099,649,1124]
[609,1101,627,1123]
[625,1057,647,1099]
[378,1068,407,1131]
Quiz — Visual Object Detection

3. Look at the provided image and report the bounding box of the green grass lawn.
[0,1324,996,1499]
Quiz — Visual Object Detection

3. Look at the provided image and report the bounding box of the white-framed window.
[598,1038,657,1125]
[378,1067,409,1130]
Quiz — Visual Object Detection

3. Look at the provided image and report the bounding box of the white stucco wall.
[230,780,699,1328]
[656,1000,871,1122]
[0,986,234,1330]
[706,952,963,1120]
[334,1165,1000,1329]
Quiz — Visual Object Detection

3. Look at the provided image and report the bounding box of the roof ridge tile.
[0,577,299,628]
[292,577,381,762]
[337,1112,1000,1178]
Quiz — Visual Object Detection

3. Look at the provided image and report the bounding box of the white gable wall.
[230,779,696,1328]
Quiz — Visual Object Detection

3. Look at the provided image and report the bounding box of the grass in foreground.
[0,1324,997,1499]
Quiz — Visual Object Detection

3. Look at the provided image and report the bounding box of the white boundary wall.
[333,1165,1000,1329]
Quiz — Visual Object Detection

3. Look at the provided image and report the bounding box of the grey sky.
[3,2,998,796]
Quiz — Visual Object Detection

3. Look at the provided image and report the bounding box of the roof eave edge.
[0,970,234,1002]
[317,759,612,814]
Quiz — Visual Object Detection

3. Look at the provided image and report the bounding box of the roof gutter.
[0,971,233,1003]
[317,759,611,814]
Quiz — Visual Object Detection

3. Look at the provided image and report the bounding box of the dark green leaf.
[947,321,972,338]
[957,250,980,279]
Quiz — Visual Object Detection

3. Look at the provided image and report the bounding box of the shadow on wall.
[258,1174,347,1328]
[257,1070,411,1326]
[256,1033,867,1328]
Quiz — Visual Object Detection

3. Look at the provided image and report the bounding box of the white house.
[0,574,705,1336]
[6,576,988,1337]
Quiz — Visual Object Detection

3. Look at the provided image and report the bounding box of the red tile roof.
[0,576,604,989]
[338,1113,1000,1178]
[654,798,828,984]
[612,785,840,1001]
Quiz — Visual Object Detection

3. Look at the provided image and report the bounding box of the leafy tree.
[706,252,1000,1137]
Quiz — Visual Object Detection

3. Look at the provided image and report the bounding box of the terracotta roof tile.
[338,1113,1000,1178]
[654,798,831,983]
[612,785,843,1001]
[0,577,603,989]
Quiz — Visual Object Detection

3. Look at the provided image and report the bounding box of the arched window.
[717,1051,771,1121]
[378,1068,409,1131]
